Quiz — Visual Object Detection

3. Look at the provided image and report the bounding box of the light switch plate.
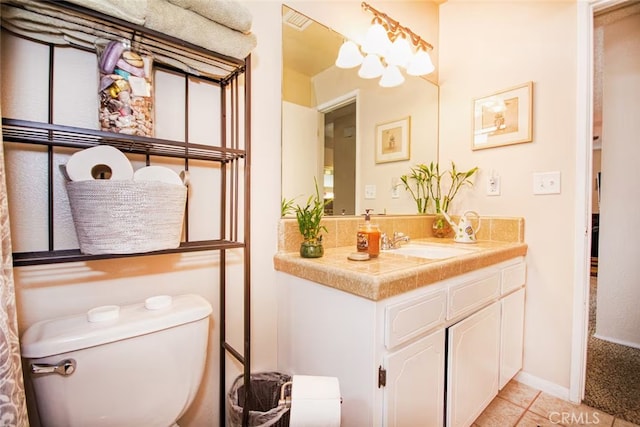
[364,184,376,199]
[533,172,561,195]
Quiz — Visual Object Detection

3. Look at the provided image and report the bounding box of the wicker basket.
[66,180,187,255]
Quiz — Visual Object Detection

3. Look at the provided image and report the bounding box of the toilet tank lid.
[20,294,212,359]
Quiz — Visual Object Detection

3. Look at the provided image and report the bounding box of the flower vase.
[300,240,324,258]
[432,212,452,238]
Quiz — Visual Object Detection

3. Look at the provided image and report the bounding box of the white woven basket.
[66,180,187,255]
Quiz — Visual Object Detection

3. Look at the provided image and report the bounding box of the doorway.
[579,2,640,424]
[323,102,356,215]
[318,93,358,216]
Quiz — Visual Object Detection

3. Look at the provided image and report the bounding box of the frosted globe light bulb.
[358,53,384,79]
[379,64,405,88]
[361,22,391,57]
[386,35,412,68]
[407,48,435,76]
[335,40,363,69]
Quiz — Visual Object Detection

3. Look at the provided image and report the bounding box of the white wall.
[595,11,640,348]
[438,1,579,394]
[282,101,320,203]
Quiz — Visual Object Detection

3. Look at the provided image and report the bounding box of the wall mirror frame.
[281,4,440,216]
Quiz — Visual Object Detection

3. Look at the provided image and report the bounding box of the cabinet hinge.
[378,365,386,388]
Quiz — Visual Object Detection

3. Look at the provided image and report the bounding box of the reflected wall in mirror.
[282,5,439,216]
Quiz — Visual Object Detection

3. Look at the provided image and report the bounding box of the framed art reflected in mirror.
[375,116,411,164]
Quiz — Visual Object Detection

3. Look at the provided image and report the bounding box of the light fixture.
[379,64,405,88]
[361,21,391,56]
[335,40,363,69]
[406,46,435,76]
[386,34,412,68]
[358,53,384,79]
[335,2,435,87]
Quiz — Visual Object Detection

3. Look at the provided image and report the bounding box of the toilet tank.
[21,294,212,427]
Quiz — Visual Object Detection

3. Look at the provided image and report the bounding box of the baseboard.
[515,371,572,402]
[593,333,640,350]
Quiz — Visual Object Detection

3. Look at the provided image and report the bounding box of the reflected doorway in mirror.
[321,98,357,216]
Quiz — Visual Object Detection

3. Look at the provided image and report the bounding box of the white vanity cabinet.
[383,328,446,426]
[446,260,526,427]
[500,287,526,389]
[383,288,447,427]
[447,301,501,427]
[276,256,526,427]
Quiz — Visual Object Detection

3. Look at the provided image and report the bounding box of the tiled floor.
[472,380,640,427]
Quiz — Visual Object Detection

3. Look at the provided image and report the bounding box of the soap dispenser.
[357,209,381,258]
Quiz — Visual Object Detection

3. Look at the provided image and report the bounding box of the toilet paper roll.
[133,166,183,186]
[290,375,341,427]
[66,145,133,181]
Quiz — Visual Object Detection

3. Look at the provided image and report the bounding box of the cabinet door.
[500,288,525,389]
[447,301,500,427]
[383,328,445,427]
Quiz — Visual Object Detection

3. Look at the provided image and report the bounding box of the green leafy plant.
[400,161,478,214]
[282,178,329,244]
[281,197,295,218]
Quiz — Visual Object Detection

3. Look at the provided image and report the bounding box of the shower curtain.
[0,116,29,425]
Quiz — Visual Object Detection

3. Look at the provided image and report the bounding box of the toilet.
[20,294,212,427]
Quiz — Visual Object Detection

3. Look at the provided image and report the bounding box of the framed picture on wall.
[472,82,533,150]
[375,116,411,163]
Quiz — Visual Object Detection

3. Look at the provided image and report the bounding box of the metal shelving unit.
[1,1,252,425]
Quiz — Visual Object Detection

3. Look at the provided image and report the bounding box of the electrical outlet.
[487,175,501,196]
[391,177,400,199]
[391,186,400,199]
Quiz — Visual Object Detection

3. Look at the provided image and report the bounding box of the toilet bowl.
[20,294,212,427]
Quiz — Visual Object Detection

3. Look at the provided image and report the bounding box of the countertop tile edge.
[274,240,528,301]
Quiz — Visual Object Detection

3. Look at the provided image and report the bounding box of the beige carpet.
[583,277,640,424]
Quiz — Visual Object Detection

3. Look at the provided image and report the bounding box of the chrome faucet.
[381,232,410,250]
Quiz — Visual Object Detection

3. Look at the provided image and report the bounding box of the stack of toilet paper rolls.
[64,145,187,255]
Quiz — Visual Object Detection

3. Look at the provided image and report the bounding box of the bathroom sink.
[385,243,476,259]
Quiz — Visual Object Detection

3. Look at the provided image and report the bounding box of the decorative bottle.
[357,209,381,258]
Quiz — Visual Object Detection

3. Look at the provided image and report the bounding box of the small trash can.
[227,371,291,427]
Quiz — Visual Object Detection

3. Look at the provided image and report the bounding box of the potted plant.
[400,161,478,237]
[282,178,329,258]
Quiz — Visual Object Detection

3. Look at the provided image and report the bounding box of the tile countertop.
[273,238,528,301]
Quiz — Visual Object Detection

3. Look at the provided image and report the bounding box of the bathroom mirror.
[281,5,439,216]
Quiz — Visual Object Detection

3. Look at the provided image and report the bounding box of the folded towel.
[1,0,255,75]
[2,0,133,39]
[166,0,252,33]
[63,0,148,26]
[0,17,70,45]
[1,3,123,42]
[145,0,256,60]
